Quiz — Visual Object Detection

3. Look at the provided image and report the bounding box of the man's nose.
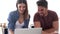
[40,9,43,11]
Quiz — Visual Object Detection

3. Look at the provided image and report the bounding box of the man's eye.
[23,6,26,8]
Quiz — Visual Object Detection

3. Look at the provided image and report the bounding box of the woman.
[8,0,30,34]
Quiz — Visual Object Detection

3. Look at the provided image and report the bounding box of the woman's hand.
[8,29,14,34]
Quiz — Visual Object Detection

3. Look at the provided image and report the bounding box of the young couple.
[8,0,58,34]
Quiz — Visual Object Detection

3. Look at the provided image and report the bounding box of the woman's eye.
[19,6,21,8]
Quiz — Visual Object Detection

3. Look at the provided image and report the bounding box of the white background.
[0,0,60,34]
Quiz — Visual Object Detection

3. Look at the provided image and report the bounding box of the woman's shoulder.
[8,10,19,20]
[8,11,19,21]
[9,10,18,15]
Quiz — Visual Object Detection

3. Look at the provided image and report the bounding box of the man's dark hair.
[37,0,48,8]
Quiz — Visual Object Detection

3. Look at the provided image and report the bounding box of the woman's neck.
[19,13,24,17]
[18,14,24,23]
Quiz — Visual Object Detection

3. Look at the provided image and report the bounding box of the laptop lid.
[14,28,42,34]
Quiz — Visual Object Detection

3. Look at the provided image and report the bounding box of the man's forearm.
[42,31,51,34]
[44,28,56,33]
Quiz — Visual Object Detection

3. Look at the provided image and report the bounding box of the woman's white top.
[15,20,24,29]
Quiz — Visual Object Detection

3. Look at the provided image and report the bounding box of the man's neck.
[45,13,48,16]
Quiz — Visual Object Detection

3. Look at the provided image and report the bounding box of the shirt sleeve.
[53,12,58,21]
[33,13,40,22]
[8,12,15,31]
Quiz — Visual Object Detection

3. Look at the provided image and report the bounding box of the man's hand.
[50,31,58,34]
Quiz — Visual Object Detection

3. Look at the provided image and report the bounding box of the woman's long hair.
[16,0,28,20]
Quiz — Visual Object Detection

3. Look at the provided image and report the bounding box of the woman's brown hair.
[16,0,28,20]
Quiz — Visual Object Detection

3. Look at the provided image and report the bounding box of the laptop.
[14,28,42,34]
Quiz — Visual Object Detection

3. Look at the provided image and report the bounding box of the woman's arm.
[8,12,15,34]
[8,29,14,34]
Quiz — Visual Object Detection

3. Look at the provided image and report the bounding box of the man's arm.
[52,21,58,34]
[43,21,58,34]
[53,21,58,31]
[44,21,58,33]
[34,21,41,28]
[34,21,51,34]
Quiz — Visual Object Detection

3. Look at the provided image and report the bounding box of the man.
[33,0,58,34]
